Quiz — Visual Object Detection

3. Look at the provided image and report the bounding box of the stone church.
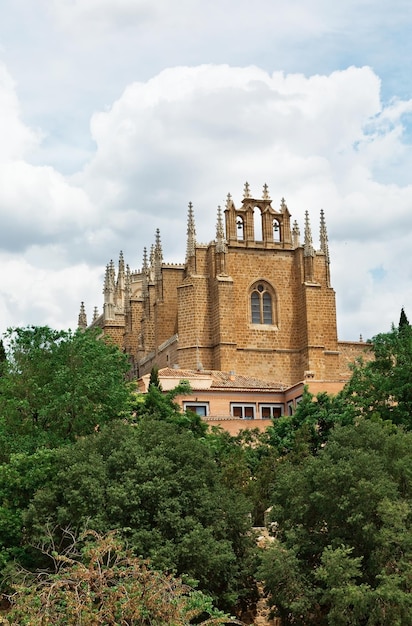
[78,183,366,405]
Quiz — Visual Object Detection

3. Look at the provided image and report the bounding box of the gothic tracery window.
[251,283,273,324]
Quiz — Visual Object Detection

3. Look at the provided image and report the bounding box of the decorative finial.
[78,301,87,329]
[155,228,162,254]
[93,306,99,322]
[118,250,125,271]
[109,259,115,281]
[304,211,315,257]
[360,333,363,342]
[154,229,163,280]
[319,209,329,263]
[216,205,226,254]
[262,183,270,200]
[142,247,148,271]
[186,201,196,260]
[280,197,287,211]
[243,181,251,199]
[225,192,232,209]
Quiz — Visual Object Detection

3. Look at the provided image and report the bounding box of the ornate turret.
[304,211,315,282]
[215,205,227,275]
[319,209,331,286]
[154,229,163,299]
[125,264,132,312]
[142,247,149,299]
[78,301,87,329]
[103,261,115,320]
[115,251,125,311]
[186,202,196,275]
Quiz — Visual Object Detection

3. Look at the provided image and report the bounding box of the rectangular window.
[251,292,260,324]
[231,404,255,419]
[183,403,209,417]
[262,293,272,324]
[260,404,284,419]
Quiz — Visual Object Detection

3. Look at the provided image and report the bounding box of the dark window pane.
[251,292,261,323]
[244,406,254,419]
[262,292,272,324]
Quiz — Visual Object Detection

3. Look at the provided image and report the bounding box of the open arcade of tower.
[79,183,364,388]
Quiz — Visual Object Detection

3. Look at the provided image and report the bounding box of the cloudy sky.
[1,0,412,341]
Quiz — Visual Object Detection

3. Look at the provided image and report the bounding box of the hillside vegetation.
[0,320,412,625]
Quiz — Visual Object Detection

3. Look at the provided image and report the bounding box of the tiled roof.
[158,368,284,391]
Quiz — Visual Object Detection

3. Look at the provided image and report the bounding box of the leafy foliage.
[266,388,355,460]
[0,326,132,457]
[2,530,237,626]
[259,419,412,625]
[7,420,256,610]
[343,323,412,429]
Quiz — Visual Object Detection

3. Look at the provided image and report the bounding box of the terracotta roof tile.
[158,368,284,391]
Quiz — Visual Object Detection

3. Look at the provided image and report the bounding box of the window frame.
[230,403,256,419]
[250,282,275,326]
[259,403,284,419]
[183,402,209,417]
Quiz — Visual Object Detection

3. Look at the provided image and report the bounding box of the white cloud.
[0,63,39,161]
[1,55,412,339]
[76,64,412,340]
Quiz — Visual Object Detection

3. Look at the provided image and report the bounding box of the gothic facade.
[78,183,366,392]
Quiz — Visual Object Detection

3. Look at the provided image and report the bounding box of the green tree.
[266,388,354,459]
[0,326,132,456]
[2,530,237,626]
[343,323,412,429]
[148,364,162,389]
[0,339,6,377]
[259,420,412,625]
[399,306,410,329]
[16,420,256,611]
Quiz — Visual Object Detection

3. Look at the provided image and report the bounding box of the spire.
[103,261,115,320]
[115,251,125,306]
[93,306,99,322]
[319,209,330,262]
[125,263,131,309]
[78,302,87,329]
[109,259,116,285]
[154,229,163,291]
[186,202,196,260]
[103,263,115,297]
[142,247,148,272]
[243,181,251,199]
[155,229,163,260]
[225,192,232,208]
[216,205,226,253]
[304,211,315,258]
[262,183,270,200]
[142,247,149,298]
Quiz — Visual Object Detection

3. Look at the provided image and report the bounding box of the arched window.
[236,216,244,241]
[273,219,281,242]
[251,283,273,324]
[253,207,262,241]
